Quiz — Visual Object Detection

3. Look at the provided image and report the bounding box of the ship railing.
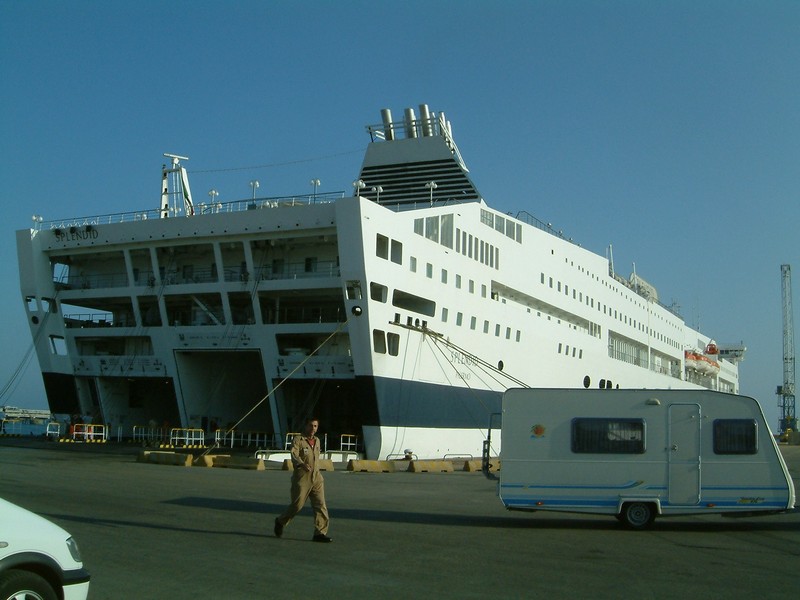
[63,312,115,328]
[214,429,278,449]
[32,192,346,231]
[71,423,106,442]
[340,434,359,452]
[46,421,63,439]
[255,260,341,281]
[132,426,169,444]
[169,428,205,447]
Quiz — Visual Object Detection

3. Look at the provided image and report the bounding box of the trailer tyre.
[620,502,655,529]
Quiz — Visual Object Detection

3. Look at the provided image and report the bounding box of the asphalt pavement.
[1,439,798,599]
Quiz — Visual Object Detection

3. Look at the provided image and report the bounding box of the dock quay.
[0,438,797,598]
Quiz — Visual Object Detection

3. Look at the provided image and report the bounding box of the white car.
[0,498,90,600]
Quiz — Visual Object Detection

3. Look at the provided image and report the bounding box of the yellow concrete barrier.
[347,459,404,473]
[213,455,265,470]
[282,459,335,471]
[138,450,193,467]
[409,460,454,473]
[463,459,501,472]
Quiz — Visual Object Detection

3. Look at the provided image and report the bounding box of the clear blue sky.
[1,1,798,430]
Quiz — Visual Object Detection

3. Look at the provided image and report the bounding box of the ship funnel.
[404,108,417,138]
[419,104,433,136]
[381,108,395,141]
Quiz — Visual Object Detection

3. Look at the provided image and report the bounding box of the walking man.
[274,417,332,542]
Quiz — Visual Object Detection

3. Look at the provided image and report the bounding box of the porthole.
[583,375,590,388]
[498,360,504,371]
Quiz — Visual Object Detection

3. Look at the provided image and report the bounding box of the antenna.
[163,153,190,166]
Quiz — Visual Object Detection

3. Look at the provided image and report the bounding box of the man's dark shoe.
[312,533,333,543]
[274,518,283,538]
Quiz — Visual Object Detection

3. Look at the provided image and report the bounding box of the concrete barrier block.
[409,460,454,473]
[213,455,265,470]
[347,459,401,473]
[463,459,501,472]
[282,459,336,471]
[139,450,194,467]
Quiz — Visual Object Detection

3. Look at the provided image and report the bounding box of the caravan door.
[667,404,701,505]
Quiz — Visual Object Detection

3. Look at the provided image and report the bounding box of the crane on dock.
[777,264,796,434]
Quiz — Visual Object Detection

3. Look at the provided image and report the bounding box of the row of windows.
[559,253,684,341]
[413,214,504,271]
[557,342,584,359]
[571,418,757,455]
[540,272,681,352]
[479,208,523,243]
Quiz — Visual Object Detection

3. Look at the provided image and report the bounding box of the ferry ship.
[16,105,745,459]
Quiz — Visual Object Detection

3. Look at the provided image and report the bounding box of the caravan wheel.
[620,502,655,530]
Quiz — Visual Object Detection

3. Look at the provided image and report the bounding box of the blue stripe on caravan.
[501,480,646,491]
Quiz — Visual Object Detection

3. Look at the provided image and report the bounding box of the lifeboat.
[695,354,720,376]
[684,351,698,371]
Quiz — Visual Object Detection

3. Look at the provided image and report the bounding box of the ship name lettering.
[54,229,99,242]
[449,351,476,367]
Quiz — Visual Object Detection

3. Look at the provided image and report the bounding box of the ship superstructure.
[17,105,744,459]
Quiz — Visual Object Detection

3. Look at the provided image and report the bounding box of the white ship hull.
[16,106,742,459]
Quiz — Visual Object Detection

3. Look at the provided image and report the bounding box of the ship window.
[440,214,454,249]
[572,418,645,454]
[456,228,461,253]
[345,281,362,300]
[414,218,424,236]
[489,245,494,268]
[480,240,485,263]
[461,231,467,255]
[373,329,387,354]
[495,215,505,234]
[469,280,475,293]
[376,234,389,259]
[455,274,462,289]
[468,234,473,259]
[505,327,511,339]
[516,223,522,243]
[495,324,501,337]
[484,320,489,334]
[470,316,477,330]
[505,219,515,239]
[481,209,493,227]
[410,257,417,272]
[304,257,318,273]
[442,307,448,322]
[495,248,500,270]
[713,419,757,454]
[387,332,400,356]
[391,240,403,264]
[26,296,38,312]
[516,330,521,342]
[426,263,433,278]
[392,289,435,317]
[481,285,487,298]
[49,335,68,356]
[425,216,440,243]
[441,269,448,284]
[456,312,463,326]
[370,282,388,303]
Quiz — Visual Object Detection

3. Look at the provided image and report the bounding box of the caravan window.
[713,419,757,454]
[571,418,645,454]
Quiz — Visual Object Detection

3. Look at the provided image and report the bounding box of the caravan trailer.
[498,389,795,529]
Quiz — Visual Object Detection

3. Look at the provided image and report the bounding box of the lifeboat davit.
[705,342,719,355]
